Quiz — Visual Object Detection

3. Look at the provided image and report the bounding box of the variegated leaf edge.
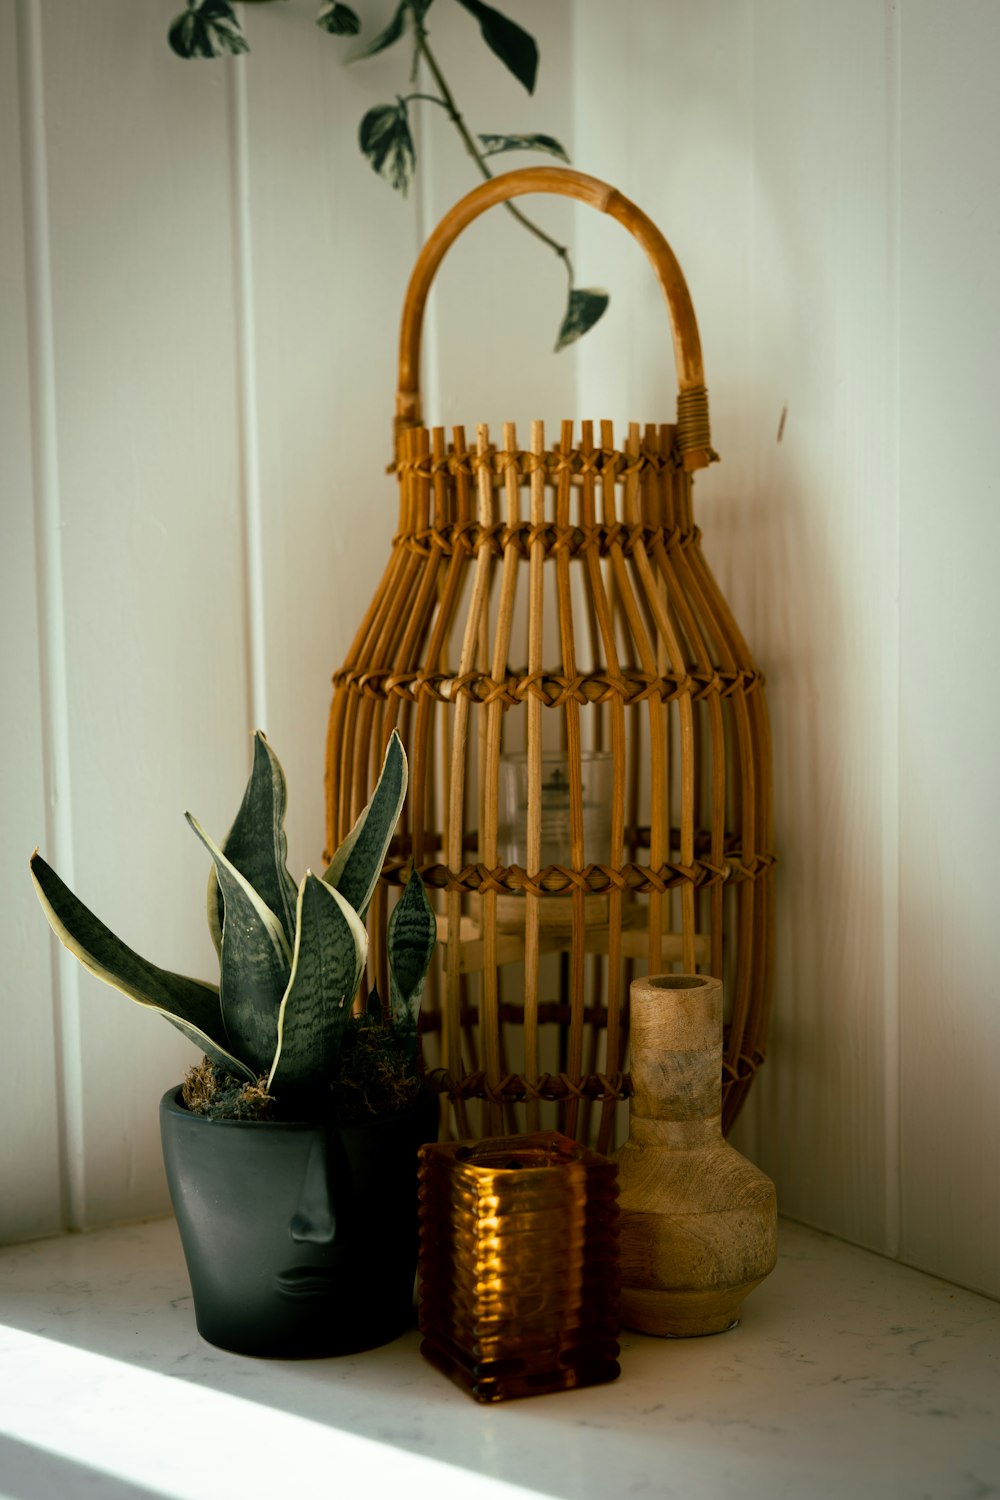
[207,731,298,956]
[267,873,369,1094]
[29,852,255,1083]
[186,813,292,967]
[322,730,407,920]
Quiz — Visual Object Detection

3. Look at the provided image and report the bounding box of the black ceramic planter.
[160,1086,438,1358]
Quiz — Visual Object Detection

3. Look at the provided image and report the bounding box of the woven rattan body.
[325,170,775,1151]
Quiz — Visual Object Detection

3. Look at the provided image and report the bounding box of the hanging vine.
[168,0,609,349]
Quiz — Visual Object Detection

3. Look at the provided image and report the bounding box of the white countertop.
[0,1216,997,1500]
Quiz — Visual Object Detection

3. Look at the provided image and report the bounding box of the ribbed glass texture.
[418,1131,620,1402]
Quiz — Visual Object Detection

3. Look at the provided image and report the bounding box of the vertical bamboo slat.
[326,168,775,1144]
[587,421,627,1155]
[524,420,546,1132]
[554,420,586,1140]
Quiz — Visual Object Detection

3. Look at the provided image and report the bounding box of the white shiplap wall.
[3,0,64,1241]
[574,0,1000,1299]
[896,0,1000,1298]
[4,0,999,1302]
[1,0,575,1243]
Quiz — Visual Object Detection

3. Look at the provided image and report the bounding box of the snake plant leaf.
[207,731,298,955]
[454,0,538,94]
[359,101,416,195]
[387,862,437,1057]
[477,132,569,163]
[366,980,384,1021]
[186,814,291,1075]
[316,2,361,34]
[168,1,249,59]
[268,873,369,1098]
[206,866,223,959]
[322,731,407,921]
[555,286,610,352]
[29,852,255,1082]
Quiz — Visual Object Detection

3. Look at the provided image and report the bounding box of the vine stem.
[403,92,451,109]
[410,20,575,288]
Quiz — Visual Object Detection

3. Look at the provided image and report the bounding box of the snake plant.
[30,731,436,1119]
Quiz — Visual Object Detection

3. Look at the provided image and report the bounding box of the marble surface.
[0,1216,997,1500]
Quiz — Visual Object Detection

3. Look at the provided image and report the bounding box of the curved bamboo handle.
[396,166,716,470]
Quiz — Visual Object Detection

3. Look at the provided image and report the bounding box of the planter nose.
[288,1134,338,1245]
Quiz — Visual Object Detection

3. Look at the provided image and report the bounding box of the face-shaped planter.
[160,1087,438,1357]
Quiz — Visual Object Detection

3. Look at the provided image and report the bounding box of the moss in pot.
[31,731,438,1358]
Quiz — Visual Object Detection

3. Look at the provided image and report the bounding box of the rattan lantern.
[325,167,774,1152]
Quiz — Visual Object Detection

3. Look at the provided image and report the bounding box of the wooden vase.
[613,975,777,1336]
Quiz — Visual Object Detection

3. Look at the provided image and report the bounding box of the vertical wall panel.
[898,0,1000,1297]
[739,0,898,1253]
[572,0,1000,1293]
[572,0,754,469]
[416,0,577,433]
[1,0,64,1243]
[573,0,898,1254]
[36,0,250,1227]
[237,3,424,876]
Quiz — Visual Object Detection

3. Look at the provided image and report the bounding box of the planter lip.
[160,1083,436,1135]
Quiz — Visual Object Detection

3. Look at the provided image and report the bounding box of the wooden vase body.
[613,975,777,1336]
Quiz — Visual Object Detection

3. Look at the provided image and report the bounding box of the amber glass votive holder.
[417,1131,620,1403]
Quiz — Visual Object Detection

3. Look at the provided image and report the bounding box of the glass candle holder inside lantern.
[497,750,613,931]
[417,1131,620,1403]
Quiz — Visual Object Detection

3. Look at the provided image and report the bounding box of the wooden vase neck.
[628,974,724,1148]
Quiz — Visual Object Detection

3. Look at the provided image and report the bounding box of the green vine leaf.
[478,132,569,163]
[316,3,361,34]
[168,1,249,59]
[555,287,610,352]
[359,100,416,194]
[353,0,408,58]
[453,0,538,94]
